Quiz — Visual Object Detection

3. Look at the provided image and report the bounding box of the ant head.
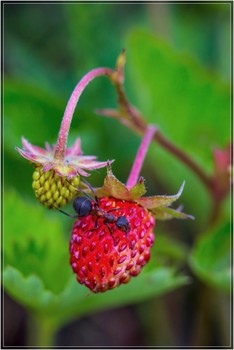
[73,196,92,217]
[116,216,130,234]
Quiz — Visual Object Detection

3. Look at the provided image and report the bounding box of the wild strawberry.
[32,165,80,209]
[16,53,135,210]
[70,196,155,293]
[15,64,115,209]
[68,163,193,293]
[16,137,110,209]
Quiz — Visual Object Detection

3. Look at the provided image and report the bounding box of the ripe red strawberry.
[69,196,155,293]
[68,164,192,293]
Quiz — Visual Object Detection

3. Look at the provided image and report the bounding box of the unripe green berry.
[32,165,80,209]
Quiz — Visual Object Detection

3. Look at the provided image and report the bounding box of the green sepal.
[135,182,185,209]
[95,165,146,201]
[95,163,131,200]
[95,166,192,221]
[129,176,147,199]
[152,206,195,220]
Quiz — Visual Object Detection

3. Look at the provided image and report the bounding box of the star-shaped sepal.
[95,164,194,221]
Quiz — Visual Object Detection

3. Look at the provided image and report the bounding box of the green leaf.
[48,266,189,325]
[4,266,55,311]
[189,221,231,292]
[4,79,64,155]
[4,190,70,294]
[4,263,189,327]
[4,190,189,327]
[127,30,230,225]
[152,234,189,264]
[127,30,230,172]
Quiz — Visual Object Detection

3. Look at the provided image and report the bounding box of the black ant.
[57,181,130,235]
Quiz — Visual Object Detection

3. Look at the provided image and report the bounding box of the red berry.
[69,197,155,293]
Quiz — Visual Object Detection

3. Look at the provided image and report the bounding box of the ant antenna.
[65,178,97,203]
[81,178,99,204]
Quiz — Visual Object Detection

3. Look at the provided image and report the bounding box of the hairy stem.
[54,67,113,161]
[126,125,157,189]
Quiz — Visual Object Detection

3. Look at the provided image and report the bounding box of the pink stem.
[126,125,157,189]
[54,67,114,161]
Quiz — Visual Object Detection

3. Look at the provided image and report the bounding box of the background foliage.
[3,2,232,347]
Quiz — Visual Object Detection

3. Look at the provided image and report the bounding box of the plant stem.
[126,125,157,189]
[110,78,213,194]
[153,131,212,191]
[27,313,58,347]
[54,67,114,161]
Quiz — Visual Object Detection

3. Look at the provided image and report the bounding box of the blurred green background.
[3,2,232,347]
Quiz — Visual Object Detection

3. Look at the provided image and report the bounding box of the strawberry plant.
[3,4,231,347]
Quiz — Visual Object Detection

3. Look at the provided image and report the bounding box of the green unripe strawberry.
[16,137,111,209]
[32,165,80,209]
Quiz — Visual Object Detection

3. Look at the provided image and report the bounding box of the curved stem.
[109,78,213,194]
[126,125,157,189]
[153,131,212,191]
[54,67,114,161]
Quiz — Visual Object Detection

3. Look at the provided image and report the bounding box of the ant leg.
[105,222,113,235]
[81,178,99,204]
[94,216,99,230]
[88,217,99,233]
[102,219,113,236]
[89,219,115,244]
[55,206,78,219]
[104,222,120,246]
[107,207,121,214]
